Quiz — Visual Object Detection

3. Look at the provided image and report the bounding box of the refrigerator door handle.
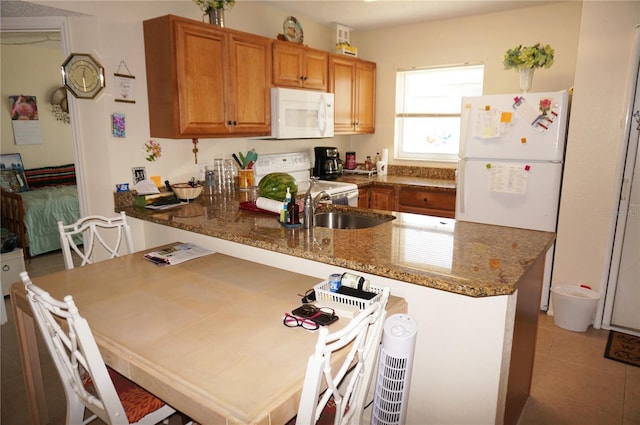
[457,159,466,214]
[458,101,472,159]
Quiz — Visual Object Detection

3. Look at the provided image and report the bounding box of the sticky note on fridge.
[484,105,491,111]
[500,112,512,123]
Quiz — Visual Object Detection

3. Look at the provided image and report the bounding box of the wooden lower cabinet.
[358,184,456,218]
[358,185,395,211]
[397,187,456,218]
[357,188,370,209]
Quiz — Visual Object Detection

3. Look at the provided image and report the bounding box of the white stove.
[253,152,358,206]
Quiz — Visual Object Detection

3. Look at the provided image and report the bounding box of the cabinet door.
[329,55,356,133]
[354,60,376,133]
[273,42,327,91]
[175,21,229,136]
[227,31,272,134]
[370,186,395,211]
[358,187,370,209]
[329,55,376,134]
[303,49,328,90]
[273,41,304,88]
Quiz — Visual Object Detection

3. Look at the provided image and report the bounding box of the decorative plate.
[283,16,303,44]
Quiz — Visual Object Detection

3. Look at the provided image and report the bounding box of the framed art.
[114,60,135,103]
[0,153,28,192]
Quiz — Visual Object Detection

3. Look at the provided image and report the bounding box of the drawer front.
[398,188,455,211]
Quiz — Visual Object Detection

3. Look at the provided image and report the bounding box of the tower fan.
[371,314,417,425]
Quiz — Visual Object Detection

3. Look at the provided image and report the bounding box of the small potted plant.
[193,0,236,26]
[503,43,554,92]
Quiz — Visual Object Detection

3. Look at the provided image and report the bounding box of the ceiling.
[263,0,555,31]
[1,0,558,31]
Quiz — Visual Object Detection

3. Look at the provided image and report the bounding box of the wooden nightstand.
[1,248,25,296]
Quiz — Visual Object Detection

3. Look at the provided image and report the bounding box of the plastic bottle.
[283,187,291,223]
[364,156,372,171]
[374,152,381,166]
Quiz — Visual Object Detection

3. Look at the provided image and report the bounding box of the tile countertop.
[115,188,555,298]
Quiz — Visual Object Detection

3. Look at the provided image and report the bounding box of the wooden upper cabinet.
[329,54,376,134]
[143,15,272,138]
[272,40,328,91]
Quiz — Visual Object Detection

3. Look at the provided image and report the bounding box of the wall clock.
[61,53,105,99]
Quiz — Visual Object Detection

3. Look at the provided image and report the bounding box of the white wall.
[553,3,640,305]
[351,1,582,168]
[0,34,74,168]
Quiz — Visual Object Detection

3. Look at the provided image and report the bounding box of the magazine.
[144,243,213,266]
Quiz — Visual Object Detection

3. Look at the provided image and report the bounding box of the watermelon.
[258,172,298,201]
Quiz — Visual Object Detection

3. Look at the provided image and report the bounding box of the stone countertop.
[116,189,554,298]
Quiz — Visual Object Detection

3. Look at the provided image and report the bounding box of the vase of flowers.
[503,43,554,93]
[193,0,236,27]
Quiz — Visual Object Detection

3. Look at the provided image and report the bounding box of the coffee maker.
[313,146,342,180]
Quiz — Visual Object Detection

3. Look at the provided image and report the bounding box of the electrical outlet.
[196,163,207,181]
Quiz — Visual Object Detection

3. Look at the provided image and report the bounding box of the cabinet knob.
[423,197,428,203]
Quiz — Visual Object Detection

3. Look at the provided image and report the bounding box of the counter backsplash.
[388,165,456,180]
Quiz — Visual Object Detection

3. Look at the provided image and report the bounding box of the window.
[395,64,484,162]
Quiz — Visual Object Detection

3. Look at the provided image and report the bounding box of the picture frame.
[0,153,29,192]
[132,166,146,184]
[114,73,135,103]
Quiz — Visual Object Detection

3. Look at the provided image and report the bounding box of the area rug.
[604,330,640,367]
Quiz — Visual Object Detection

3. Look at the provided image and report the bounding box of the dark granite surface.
[115,185,554,298]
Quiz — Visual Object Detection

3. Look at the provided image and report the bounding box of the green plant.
[503,43,554,70]
[193,0,235,12]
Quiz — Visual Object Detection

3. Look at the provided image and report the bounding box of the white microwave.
[269,87,334,139]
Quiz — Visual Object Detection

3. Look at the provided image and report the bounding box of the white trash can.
[550,285,600,332]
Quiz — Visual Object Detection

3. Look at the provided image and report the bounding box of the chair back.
[20,271,129,425]
[297,287,390,425]
[58,211,134,269]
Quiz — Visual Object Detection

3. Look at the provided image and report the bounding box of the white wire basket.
[314,280,383,310]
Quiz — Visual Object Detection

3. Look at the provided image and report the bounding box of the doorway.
[602,25,640,337]
[1,16,86,217]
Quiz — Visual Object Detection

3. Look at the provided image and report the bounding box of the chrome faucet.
[303,178,331,228]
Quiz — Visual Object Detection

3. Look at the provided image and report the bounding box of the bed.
[1,153,80,259]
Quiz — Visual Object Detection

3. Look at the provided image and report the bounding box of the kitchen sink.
[314,211,395,229]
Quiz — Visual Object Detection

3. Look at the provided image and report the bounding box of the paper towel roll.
[381,148,389,163]
[376,161,387,176]
[256,197,282,213]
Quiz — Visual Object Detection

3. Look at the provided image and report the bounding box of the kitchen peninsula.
[116,190,554,425]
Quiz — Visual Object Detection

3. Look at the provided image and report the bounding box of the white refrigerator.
[455,90,570,310]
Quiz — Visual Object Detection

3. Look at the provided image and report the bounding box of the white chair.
[296,287,390,425]
[58,211,134,269]
[20,271,177,425]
